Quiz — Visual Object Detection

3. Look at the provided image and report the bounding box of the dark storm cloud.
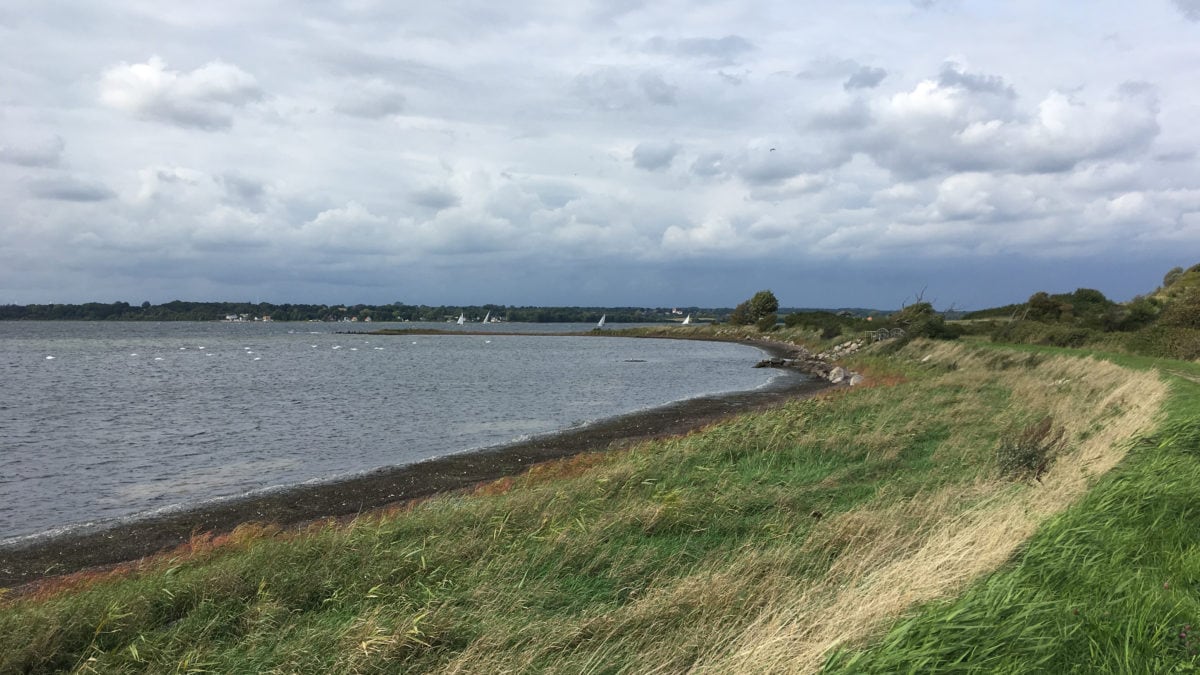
[28,176,115,202]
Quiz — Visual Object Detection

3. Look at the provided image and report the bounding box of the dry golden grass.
[688,341,1167,674]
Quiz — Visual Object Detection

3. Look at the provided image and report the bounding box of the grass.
[0,336,1175,673]
[823,345,1200,673]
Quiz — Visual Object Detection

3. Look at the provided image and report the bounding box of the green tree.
[729,290,779,326]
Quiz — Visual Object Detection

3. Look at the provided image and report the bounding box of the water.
[0,321,783,544]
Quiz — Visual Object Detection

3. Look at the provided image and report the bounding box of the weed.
[996,417,1064,481]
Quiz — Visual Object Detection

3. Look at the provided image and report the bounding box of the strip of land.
[0,339,828,589]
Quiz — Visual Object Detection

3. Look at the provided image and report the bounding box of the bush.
[990,321,1097,348]
[888,302,961,340]
[997,417,1064,481]
[756,313,779,332]
[1159,287,1200,329]
[1124,325,1200,360]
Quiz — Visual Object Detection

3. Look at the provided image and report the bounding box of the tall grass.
[824,348,1200,673]
[0,340,1168,673]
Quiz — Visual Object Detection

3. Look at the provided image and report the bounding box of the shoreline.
[0,338,829,589]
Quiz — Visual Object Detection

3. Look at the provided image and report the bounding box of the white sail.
[457,313,465,325]
[483,311,491,324]
[682,314,691,325]
[597,314,606,328]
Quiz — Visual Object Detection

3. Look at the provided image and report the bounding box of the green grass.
[0,340,1174,673]
[824,348,1200,673]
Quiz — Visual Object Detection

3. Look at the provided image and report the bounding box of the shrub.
[997,417,1064,481]
[756,313,779,332]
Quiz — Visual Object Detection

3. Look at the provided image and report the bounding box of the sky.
[2,1,1199,310]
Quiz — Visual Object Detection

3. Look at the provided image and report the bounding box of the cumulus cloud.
[938,61,1014,98]
[296,202,398,254]
[856,72,1159,178]
[4,2,1199,306]
[99,56,262,130]
[28,176,115,202]
[0,136,64,167]
[632,141,680,171]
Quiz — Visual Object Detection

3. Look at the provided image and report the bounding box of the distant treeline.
[0,301,702,323]
[0,301,889,323]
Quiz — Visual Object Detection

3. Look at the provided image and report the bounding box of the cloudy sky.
[2,1,1199,310]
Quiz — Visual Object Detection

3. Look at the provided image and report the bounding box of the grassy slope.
[825,348,1200,673]
[0,335,1174,673]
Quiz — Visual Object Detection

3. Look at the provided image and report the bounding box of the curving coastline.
[0,338,830,589]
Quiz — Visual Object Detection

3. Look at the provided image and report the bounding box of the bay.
[0,321,782,544]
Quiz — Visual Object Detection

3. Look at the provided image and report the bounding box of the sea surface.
[0,321,784,544]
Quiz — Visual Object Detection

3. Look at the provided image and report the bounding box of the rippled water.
[0,321,781,543]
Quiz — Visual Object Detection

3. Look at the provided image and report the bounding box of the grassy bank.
[824,349,1200,673]
[0,338,1173,673]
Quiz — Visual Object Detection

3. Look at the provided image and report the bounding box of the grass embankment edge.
[822,345,1200,672]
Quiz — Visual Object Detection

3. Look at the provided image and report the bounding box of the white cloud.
[99,56,262,130]
[859,75,1159,178]
[1,1,1198,306]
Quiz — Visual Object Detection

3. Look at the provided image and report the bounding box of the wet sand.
[0,338,827,589]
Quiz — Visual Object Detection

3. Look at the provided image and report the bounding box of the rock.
[828,366,846,383]
[848,373,865,386]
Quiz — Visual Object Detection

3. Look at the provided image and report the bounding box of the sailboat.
[457,313,466,325]
[483,310,491,324]
[597,314,606,328]
[681,314,692,325]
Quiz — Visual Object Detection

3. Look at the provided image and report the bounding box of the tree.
[729,290,779,325]
[748,290,779,319]
[1164,266,1185,288]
